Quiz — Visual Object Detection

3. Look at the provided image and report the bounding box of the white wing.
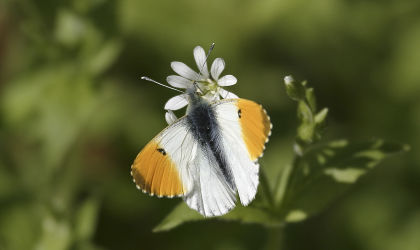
[183,145,237,217]
[131,118,196,197]
[212,98,271,206]
[132,117,237,216]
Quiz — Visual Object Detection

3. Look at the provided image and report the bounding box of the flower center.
[205,79,218,90]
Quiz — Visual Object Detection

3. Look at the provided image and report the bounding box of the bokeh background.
[1,0,419,249]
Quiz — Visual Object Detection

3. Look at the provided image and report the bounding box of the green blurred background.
[0,0,419,249]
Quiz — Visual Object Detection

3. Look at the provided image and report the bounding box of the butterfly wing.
[131,117,196,197]
[212,98,272,205]
[183,146,237,217]
[131,116,237,217]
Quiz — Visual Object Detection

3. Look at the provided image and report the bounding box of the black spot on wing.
[157,148,166,155]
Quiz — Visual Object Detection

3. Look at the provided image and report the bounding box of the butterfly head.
[184,82,209,108]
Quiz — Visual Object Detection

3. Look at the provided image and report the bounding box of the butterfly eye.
[238,109,242,118]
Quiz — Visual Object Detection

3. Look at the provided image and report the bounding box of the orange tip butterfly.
[131,45,272,217]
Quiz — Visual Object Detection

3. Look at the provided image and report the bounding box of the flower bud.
[284,75,306,101]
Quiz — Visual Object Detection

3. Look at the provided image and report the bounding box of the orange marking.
[236,99,271,161]
[131,140,184,196]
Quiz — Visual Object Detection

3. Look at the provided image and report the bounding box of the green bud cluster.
[284,76,328,156]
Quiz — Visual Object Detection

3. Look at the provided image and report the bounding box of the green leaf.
[296,100,316,145]
[153,202,283,232]
[35,214,71,250]
[0,203,41,250]
[284,209,307,223]
[297,121,315,144]
[74,198,100,241]
[153,203,205,232]
[305,87,316,111]
[314,108,328,126]
[273,164,294,208]
[55,9,87,47]
[87,39,122,76]
[278,139,409,222]
[297,101,313,124]
[221,206,283,227]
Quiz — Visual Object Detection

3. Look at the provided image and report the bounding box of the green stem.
[265,227,284,250]
[259,168,274,208]
[273,163,293,209]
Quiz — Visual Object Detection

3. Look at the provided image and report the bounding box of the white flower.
[165,110,178,125]
[164,46,238,124]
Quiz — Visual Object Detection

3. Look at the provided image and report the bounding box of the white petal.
[165,110,178,125]
[164,94,188,110]
[171,62,200,80]
[166,75,193,89]
[218,88,238,99]
[210,58,225,80]
[217,75,237,86]
[193,46,209,78]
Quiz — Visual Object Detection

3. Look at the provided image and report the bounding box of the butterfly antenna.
[193,81,205,94]
[197,42,215,80]
[141,76,183,93]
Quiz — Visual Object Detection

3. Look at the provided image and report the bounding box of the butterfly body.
[131,89,271,217]
[186,91,235,190]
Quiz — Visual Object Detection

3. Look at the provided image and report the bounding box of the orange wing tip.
[257,105,272,160]
[154,194,183,198]
[134,182,176,198]
[131,141,186,197]
[131,165,158,197]
[130,170,136,183]
[131,174,184,198]
[263,105,273,134]
[131,174,173,197]
[236,100,272,161]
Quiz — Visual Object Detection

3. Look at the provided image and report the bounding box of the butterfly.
[130,86,272,217]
